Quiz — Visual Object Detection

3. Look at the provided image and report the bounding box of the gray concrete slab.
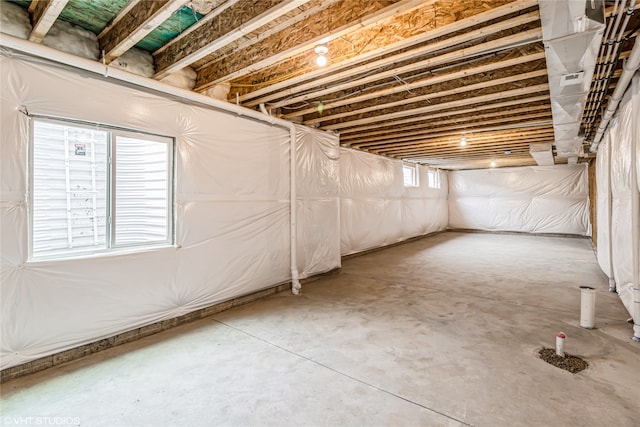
[2,232,638,426]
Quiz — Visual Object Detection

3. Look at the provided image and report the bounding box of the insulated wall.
[339,148,448,255]
[295,126,341,277]
[448,165,590,235]
[0,52,340,369]
[596,75,639,324]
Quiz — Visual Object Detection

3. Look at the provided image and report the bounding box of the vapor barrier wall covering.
[339,149,448,255]
[448,165,590,235]
[596,75,640,322]
[0,53,340,369]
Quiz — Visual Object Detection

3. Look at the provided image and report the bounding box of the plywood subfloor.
[2,232,638,426]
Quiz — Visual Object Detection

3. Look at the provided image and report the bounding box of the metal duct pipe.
[0,34,303,295]
[590,8,640,151]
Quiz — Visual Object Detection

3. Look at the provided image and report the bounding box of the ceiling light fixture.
[490,159,497,168]
[314,43,329,67]
[460,136,467,146]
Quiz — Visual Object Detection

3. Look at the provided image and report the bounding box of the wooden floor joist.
[348,114,553,148]
[154,0,313,79]
[338,95,551,136]
[303,69,548,126]
[239,0,539,106]
[322,84,550,131]
[281,51,546,119]
[194,0,422,90]
[340,105,552,142]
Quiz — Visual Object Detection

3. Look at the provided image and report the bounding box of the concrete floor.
[1,232,639,427]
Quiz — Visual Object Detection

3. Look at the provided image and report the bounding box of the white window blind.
[30,120,173,259]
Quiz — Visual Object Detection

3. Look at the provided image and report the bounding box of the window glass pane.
[32,121,108,257]
[403,165,418,187]
[428,170,440,189]
[114,135,169,246]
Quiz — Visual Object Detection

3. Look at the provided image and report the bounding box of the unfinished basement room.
[0,0,639,425]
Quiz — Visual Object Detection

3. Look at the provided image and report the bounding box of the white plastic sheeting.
[339,149,448,255]
[0,51,340,369]
[448,165,590,235]
[596,75,640,330]
[295,126,341,277]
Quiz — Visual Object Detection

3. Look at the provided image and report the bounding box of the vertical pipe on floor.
[608,133,616,292]
[289,124,301,295]
[630,75,640,341]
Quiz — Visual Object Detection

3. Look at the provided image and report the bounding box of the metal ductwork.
[539,0,606,164]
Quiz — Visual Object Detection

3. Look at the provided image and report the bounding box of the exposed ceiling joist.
[322,83,550,131]
[276,17,543,112]
[240,0,539,106]
[380,130,555,156]
[154,0,313,79]
[348,113,552,148]
[340,104,551,142]
[282,50,546,119]
[99,0,186,63]
[365,121,553,151]
[338,95,551,136]
[303,69,548,126]
[28,0,69,43]
[194,0,424,90]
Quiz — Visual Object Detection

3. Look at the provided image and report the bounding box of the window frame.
[28,117,176,261]
[403,164,420,188]
[427,168,441,189]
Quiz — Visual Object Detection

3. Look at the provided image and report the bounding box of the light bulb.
[490,159,496,168]
[316,54,327,67]
[460,136,467,146]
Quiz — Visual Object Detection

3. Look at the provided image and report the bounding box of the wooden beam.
[375,128,556,151]
[194,0,422,90]
[240,0,539,106]
[340,105,551,142]
[98,0,186,64]
[378,131,555,156]
[28,0,69,43]
[277,16,542,113]
[339,95,551,136]
[321,83,550,131]
[154,0,313,79]
[303,68,548,126]
[348,113,553,148]
[283,51,546,119]
[376,125,552,151]
[376,138,551,157]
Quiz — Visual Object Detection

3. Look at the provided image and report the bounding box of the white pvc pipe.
[631,75,640,341]
[591,14,640,151]
[608,132,616,292]
[555,332,566,357]
[0,34,302,295]
[580,286,597,329]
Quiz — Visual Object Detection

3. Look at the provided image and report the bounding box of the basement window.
[428,169,441,189]
[403,164,419,187]
[30,119,174,260]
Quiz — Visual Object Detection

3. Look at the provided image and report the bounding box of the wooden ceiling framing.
[8,0,639,169]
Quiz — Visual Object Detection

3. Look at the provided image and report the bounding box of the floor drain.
[538,347,588,373]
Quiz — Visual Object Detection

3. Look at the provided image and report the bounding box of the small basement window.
[30,119,174,260]
[428,168,441,189]
[403,164,419,187]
